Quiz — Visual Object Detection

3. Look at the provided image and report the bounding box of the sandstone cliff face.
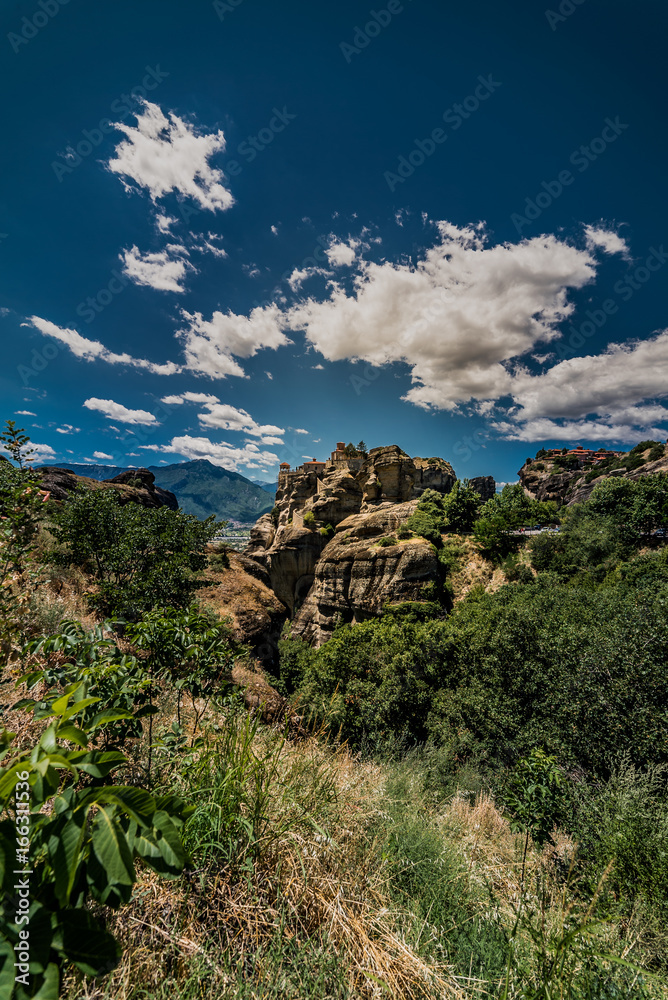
[39,467,178,510]
[291,502,439,645]
[245,444,489,646]
[412,456,457,497]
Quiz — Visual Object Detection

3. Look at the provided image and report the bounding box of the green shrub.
[377,536,397,547]
[568,760,668,923]
[396,524,413,539]
[0,689,192,998]
[48,489,220,619]
[319,522,335,539]
[302,510,316,529]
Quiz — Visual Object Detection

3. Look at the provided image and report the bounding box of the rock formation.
[38,467,178,510]
[518,442,668,507]
[245,444,462,645]
[291,503,439,645]
[469,476,496,502]
[198,550,287,669]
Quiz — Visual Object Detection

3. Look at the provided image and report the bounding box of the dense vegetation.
[2,424,668,998]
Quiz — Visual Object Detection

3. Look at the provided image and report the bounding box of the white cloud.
[108,100,233,212]
[293,428,309,434]
[161,391,220,406]
[15,410,36,416]
[25,316,105,360]
[155,434,279,471]
[287,265,329,291]
[584,225,629,258]
[1,441,57,464]
[93,451,114,460]
[271,225,279,236]
[492,417,667,444]
[55,425,79,434]
[196,401,284,439]
[121,244,193,292]
[265,371,273,380]
[286,222,598,411]
[155,213,177,234]
[325,239,358,267]
[177,305,290,378]
[494,330,668,443]
[509,330,668,422]
[25,316,180,375]
[83,398,158,426]
[312,363,325,370]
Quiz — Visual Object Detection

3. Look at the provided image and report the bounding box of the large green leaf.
[90,807,135,905]
[0,939,16,998]
[89,786,156,826]
[46,811,87,906]
[55,909,121,977]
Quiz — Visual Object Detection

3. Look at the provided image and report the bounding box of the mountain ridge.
[39,459,275,523]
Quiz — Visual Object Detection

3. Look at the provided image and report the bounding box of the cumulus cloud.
[584,225,629,258]
[121,244,193,292]
[55,425,79,434]
[293,428,309,434]
[151,435,279,471]
[493,330,668,442]
[196,402,284,440]
[509,330,668,423]
[155,214,177,234]
[83,398,158,426]
[25,317,180,375]
[161,391,220,406]
[287,266,329,291]
[1,441,57,463]
[15,410,36,416]
[93,451,114,460]
[107,100,233,212]
[325,240,357,267]
[177,305,290,378]
[286,222,598,411]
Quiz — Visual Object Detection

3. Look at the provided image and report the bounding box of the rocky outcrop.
[104,468,179,509]
[518,443,668,507]
[358,445,417,504]
[199,551,288,670]
[469,476,496,502]
[291,502,439,645]
[245,443,493,646]
[251,525,328,615]
[412,457,457,497]
[38,467,178,510]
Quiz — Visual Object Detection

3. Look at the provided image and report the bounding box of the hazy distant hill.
[40,460,275,523]
[251,479,279,495]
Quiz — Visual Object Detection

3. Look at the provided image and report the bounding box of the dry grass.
[63,721,469,1000]
[447,538,506,602]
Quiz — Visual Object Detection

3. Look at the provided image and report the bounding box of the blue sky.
[1,0,667,484]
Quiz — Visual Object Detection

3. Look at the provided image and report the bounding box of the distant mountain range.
[40,459,276,524]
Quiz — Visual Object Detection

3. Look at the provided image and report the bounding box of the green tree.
[49,488,220,619]
[442,480,481,533]
[0,422,35,469]
[0,442,45,658]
